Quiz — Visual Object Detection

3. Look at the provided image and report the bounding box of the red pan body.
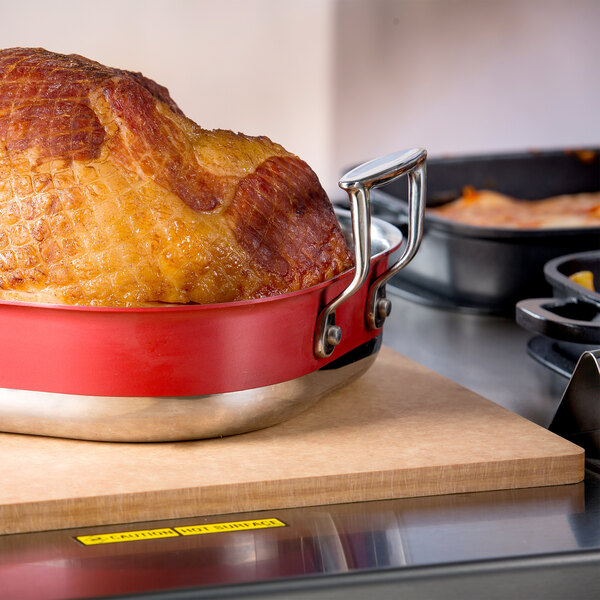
[0,251,393,397]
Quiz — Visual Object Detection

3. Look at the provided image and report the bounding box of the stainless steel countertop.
[1,293,599,600]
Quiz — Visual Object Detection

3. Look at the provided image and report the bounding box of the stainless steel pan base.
[0,337,381,442]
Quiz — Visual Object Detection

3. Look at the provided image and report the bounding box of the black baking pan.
[516,250,600,345]
[517,252,600,462]
[516,250,600,378]
[365,148,600,315]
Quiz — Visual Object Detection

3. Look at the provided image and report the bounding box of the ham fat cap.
[0,47,353,306]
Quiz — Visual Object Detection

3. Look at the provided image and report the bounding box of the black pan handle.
[516,297,600,345]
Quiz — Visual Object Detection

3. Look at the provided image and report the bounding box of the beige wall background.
[0,0,598,198]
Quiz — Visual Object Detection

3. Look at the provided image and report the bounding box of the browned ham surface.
[0,48,352,306]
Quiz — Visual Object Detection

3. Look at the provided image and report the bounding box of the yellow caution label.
[75,518,287,546]
[175,518,287,536]
[76,528,179,545]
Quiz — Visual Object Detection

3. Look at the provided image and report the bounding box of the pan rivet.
[325,325,342,347]
[377,298,392,319]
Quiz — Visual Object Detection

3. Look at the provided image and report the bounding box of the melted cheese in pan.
[430,187,600,229]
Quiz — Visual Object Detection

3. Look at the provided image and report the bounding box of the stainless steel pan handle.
[314,148,426,358]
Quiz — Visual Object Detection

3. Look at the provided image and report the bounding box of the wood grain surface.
[0,346,584,535]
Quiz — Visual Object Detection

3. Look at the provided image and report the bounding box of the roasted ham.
[0,48,353,306]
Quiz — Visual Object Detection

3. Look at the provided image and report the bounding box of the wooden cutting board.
[0,346,584,535]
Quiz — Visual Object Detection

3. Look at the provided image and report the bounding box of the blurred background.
[0,0,598,198]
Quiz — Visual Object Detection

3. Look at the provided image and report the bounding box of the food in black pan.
[429,186,600,229]
[0,48,353,307]
[568,270,596,291]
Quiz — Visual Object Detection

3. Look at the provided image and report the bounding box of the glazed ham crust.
[0,47,353,306]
